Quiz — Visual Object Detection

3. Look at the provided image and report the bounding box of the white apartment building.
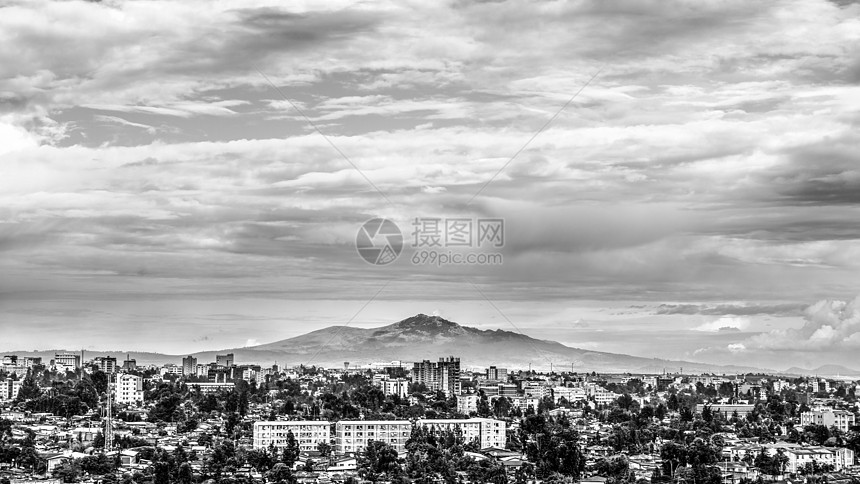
[1,378,22,401]
[54,353,81,369]
[811,379,829,393]
[772,379,789,392]
[189,382,236,394]
[457,394,479,414]
[253,421,331,452]
[511,396,540,412]
[95,356,117,374]
[161,364,182,376]
[419,418,506,449]
[783,447,837,473]
[801,408,856,432]
[114,374,144,405]
[523,382,551,399]
[760,444,854,473]
[378,378,409,398]
[336,420,413,455]
[552,386,586,404]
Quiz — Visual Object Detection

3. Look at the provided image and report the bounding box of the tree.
[317,442,332,461]
[53,460,81,483]
[521,414,585,479]
[266,462,295,483]
[477,392,491,417]
[594,455,633,484]
[358,440,402,483]
[14,374,41,402]
[281,431,299,468]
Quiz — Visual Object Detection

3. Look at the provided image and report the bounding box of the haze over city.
[2,0,860,371]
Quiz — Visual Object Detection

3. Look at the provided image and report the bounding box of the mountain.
[783,364,860,378]
[215,314,766,373]
[10,314,769,373]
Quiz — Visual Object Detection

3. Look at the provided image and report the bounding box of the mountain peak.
[394,313,460,328]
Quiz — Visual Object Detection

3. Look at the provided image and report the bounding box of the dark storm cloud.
[155,7,383,75]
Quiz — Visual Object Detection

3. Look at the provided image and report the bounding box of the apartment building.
[188,382,235,394]
[523,382,551,399]
[418,418,506,449]
[457,394,479,414]
[510,396,540,412]
[412,357,461,396]
[1,378,22,401]
[486,366,508,381]
[335,420,413,455]
[696,404,756,418]
[378,378,409,398]
[182,356,197,376]
[95,356,117,374]
[54,353,81,370]
[553,386,586,404]
[801,408,856,432]
[114,374,144,405]
[253,421,331,452]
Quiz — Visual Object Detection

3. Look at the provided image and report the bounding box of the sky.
[2,0,860,371]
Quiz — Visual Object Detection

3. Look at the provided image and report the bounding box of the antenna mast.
[105,374,113,451]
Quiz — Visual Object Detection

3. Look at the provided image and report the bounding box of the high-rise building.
[122,356,136,371]
[216,353,234,367]
[182,356,197,376]
[412,356,461,396]
[114,374,144,405]
[208,364,228,383]
[253,421,331,452]
[96,356,117,374]
[486,366,507,381]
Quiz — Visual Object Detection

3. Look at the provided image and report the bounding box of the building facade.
[418,418,506,449]
[801,408,856,432]
[182,356,197,376]
[54,353,81,370]
[486,366,508,381]
[335,420,413,455]
[412,357,461,396]
[1,378,21,401]
[114,374,144,405]
[216,353,234,367]
[253,421,331,452]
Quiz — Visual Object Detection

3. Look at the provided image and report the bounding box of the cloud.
[694,316,751,332]
[745,296,860,350]
[2,0,860,358]
[727,343,747,353]
[656,302,806,316]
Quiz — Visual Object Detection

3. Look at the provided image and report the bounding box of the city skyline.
[2,0,860,371]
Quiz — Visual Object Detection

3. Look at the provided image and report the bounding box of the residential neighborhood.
[1,353,859,483]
